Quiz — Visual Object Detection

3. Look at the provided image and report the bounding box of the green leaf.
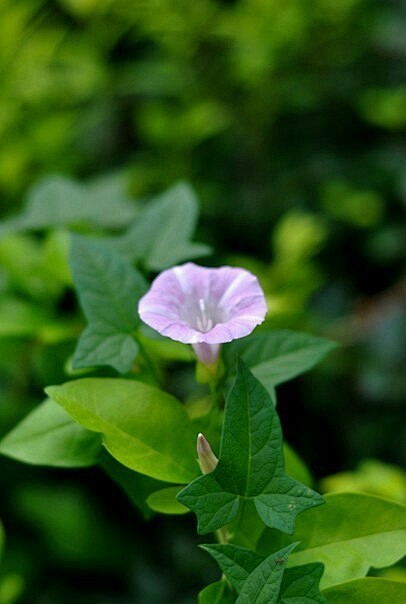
[320,459,406,503]
[257,493,406,589]
[177,361,323,535]
[0,573,24,604]
[201,543,264,593]
[112,182,211,270]
[70,235,147,373]
[223,330,337,393]
[146,486,189,515]
[236,544,298,603]
[0,296,71,341]
[280,563,326,603]
[0,518,3,560]
[198,580,235,604]
[100,452,166,519]
[201,543,325,602]
[323,577,406,603]
[0,174,137,236]
[46,378,199,483]
[0,232,68,301]
[283,443,313,488]
[226,499,270,550]
[0,399,101,467]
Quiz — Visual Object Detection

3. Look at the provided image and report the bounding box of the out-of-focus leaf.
[0,296,75,343]
[14,482,127,568]
[100,452,167,519]
[0,398,102,467]
[323,577,406,603]
[0,574,24,604]
[321,181,383,228]
[112,182,211,270]
[0,518,3,560]
[0,174,137,236]
[198,579,235,604]
[358,86,406,129]
[321,459,406,503]
[70,235,147,373]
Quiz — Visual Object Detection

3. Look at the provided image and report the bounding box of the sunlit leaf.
[323,577,406,603]
[47,378,199,483]
[258,493,406,589]
[146,486,189,515]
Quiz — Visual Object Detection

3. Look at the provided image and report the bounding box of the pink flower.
[138,262,267,364]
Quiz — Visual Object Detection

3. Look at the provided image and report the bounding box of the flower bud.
[197,433,218,474]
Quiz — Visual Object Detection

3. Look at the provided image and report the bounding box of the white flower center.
[195,298,214,333]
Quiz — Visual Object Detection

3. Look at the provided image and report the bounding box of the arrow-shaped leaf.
[201,544,264,593]
[70,235,147,373]
[236,543,298,603]
[177,361,323,534]
[279,563,326,603]
[202,543,326,602]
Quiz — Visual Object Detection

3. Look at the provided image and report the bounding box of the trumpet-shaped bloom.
[138,263,267,363]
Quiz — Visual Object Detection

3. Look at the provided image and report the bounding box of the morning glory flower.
[138,262,267,364]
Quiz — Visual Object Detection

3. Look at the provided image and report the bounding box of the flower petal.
[138,263,267,348]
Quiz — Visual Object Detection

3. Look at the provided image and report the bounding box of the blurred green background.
[0,0,405,602]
